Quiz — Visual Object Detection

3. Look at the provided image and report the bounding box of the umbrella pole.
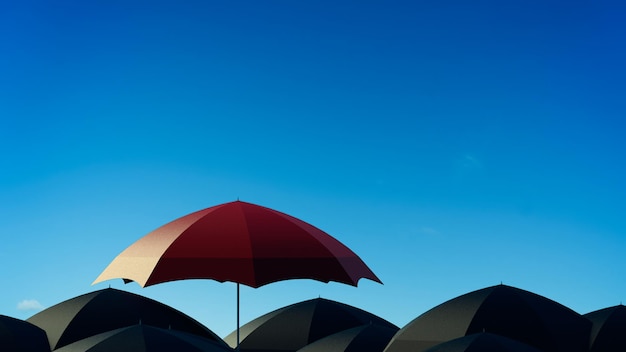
[237,282,240,351]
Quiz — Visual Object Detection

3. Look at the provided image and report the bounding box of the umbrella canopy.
[0,315,50,352]
[93,200,381,288]
[383,284,591,352]
[27,288,226,351]
[54,325,233,352]
[584,304,626,352]
[296,324,399,352]
[223,298,397,352]
[423,333,542,352]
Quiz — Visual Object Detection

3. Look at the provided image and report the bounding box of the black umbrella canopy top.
[224,298,398,352]
[423,333,542,352]
[584,304,626,352]
[0,315,50,352]
[54,325,233,352]
[27,288,226,351]
[296,323,399,352]
[383,284,591,352]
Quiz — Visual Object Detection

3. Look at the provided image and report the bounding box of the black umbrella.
[584,304,626,352]
[383,284,591,352]
[297,324,398,352]
[223,298,397,351]
[423,333,542,352]
[0,315,50,352]
[27,288,226,350]
[54,324,233,352]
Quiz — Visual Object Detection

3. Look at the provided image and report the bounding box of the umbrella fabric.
[54,325,233,352]
[0,315,50,352]
[296,324,399,352]
[93,200,381,288]
[383,284,591,352]
[223,298,398,351]
[27,288,225,351]
[585,304,626,352]
[423,333,542,352]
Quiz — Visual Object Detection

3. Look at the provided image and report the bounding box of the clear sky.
[2,0,625,338]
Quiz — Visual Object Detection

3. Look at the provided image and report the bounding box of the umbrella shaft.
[237,283,240,350]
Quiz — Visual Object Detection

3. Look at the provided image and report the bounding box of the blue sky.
[2,0,626,338]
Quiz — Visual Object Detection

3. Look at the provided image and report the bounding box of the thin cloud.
[17,299,44,311]
[452,153,484,178]
[419,227,439,236]
[459,154,482,169]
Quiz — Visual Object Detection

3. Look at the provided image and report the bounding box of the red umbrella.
[93,200,381,348]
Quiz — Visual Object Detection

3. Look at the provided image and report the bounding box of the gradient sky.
[2,0,626,338]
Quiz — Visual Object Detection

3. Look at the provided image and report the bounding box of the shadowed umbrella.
[93,200,381,348]
[54,325,233,352]
[296,324,399,352]
[383,284,591,352]
[584,304,626,352]
[223,298,397,352]
[0,315,50,352]
[423,333,542,352]
[27,288,226,351]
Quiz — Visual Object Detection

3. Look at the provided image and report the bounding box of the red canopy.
[94,200,381,288]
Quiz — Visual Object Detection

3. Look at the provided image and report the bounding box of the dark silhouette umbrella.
[223,297,397,352]
[584,304,626,352]
[93,200,381,348]
[27,288,226,351]
[383,284,591,352]
[423,333,542,352]
[0,315,50,352]
[54,325,233,352]
[296,324,399,352]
